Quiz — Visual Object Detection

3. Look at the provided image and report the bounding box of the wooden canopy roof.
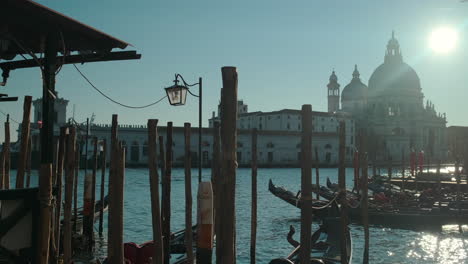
[0,0,133,60]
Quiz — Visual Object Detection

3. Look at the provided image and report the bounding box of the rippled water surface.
[24,167,468,263]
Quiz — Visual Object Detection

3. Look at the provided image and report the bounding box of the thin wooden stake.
[109,142,125,264]
[108,114,118,261]
[4,116,10,189]
[37,163,53,264]
[0,145,4,189]
[99,139,107,236]
[338,121,348,264]
[162,122,173,264]
[218,66,238,264]
[73,143,80,233]
[16,96,32,188]
[300,105,313,264]
[212,122,221,243]
[250,128,258,264]
[360,131,369,264]
[184,123,194,264]
[26,135,32,188]
[401,149,405,193]
[148,120,164,264]
[437,159,441,209]
[63,127,75,264]
[54,127,67,259]
[314,147,320,200]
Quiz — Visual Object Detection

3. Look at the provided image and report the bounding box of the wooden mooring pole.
[212,121,221,238]
[360,132,369,264]
[401,149,405,193]
[338,121,348,264]
[4,115,10,189]
[99,139,107,236]
[16,95,32,188]
[250,128,258,264]
[148,120,164,264]
[54,127,67,259]
[300,105,313,264]
[37,163,53,264]
[162,122,173,264]
[0,144,4,189]
[184,123,194,264]
[314,147,320,200]
[26,135,32,188]
[108,114,118,261]
[73,143,80,233]
[63,127,75,264]
[218,66,238,264]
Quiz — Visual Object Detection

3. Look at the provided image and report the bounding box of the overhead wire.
[0,109,20,124]
[72,64,167,109]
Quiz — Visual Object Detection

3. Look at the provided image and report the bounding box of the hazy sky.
[2,0,468,141]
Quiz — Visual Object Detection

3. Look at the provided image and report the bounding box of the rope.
[0,109,20,124]
[73,64,167,109]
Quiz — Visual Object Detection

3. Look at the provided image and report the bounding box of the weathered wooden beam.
[300,105,313,264]
[16,95,32,188]
[99,139,107,236]
[184,123,194,264]
[37,163,53,264]
[212,121,221,243]
[359,131,369,264]
[250,128,257,264]
[314,147,320,200]
[54,127,67,261]
[338,121,348,264]
[218,66,238,264]
[108,114,118,261]
[63,127,75,264]
[162,122,173,264]
[147,120,163,264]
[0,51,142,70]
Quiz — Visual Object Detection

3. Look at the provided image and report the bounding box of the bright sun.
[429,27,458,54]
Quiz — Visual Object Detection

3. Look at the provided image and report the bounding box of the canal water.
[23,168,468,263]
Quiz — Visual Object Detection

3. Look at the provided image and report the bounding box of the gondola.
[270,214,352,263]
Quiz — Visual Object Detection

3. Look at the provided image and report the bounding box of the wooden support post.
[338,121,348,264]
[109,142,125,264]
[0,145,4,189]
[218,66,238,264]
[16,96,32,188]
[437,159,441,209]
[162,122,173,264]
[183,123,194,264]
[212,121,221,254]
[99,139,107,236]
[73,143,80,233]
[359,132,369,264]
[401,149,405,193]
[299,105,313,264]
[148,120,164,264]
[197,182,214,263]
[83,137,98,252]
[26,135,32,188]
[353,150,359,194]
[63,127,75,264]
[54,127,67,259]
[4,116,10,189]
[159,136,166,184]
[250,128,257,264]
[314,147,320,200]
[108,114,118,260]
[37,163,53,264]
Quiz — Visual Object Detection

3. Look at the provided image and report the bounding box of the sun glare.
[429,27,458,54]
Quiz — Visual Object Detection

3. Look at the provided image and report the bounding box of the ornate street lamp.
[165,73,203,182]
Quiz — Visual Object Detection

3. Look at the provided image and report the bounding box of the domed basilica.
[327,32,447,162]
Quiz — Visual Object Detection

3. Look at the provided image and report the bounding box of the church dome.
[342,65,368,101]
[368,32,421,95]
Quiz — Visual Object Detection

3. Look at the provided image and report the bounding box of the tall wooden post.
[218,66,238,264]
[108,114,118,260]
[338,121,348,264]
[99,139,107,236]
[212,122,221,251]
[37,163,53,264]
[162,122,173,264]
[250,128,258,264]
[63,127,75,264]
[183,123,194,264]
[54,127,67,258]
[73,143,80,233]
[437,159,441,209]
[314,147,320,200]
[16,96,32,188]
[360,132,369,264]
[159,136,166,185]
[26,135,32,188]
[109,142,125,264]
[401,149,405,192]
[4,116,10,189]
[148,120,163,264]
[300,105,313,264]
[0,145,4,189]
[83,137,98,251]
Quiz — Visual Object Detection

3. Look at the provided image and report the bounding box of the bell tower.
[327,70,340,112]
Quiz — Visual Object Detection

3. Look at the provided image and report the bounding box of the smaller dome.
[342,65,368,101]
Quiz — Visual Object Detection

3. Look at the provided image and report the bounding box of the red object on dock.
[124,241,154,264]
